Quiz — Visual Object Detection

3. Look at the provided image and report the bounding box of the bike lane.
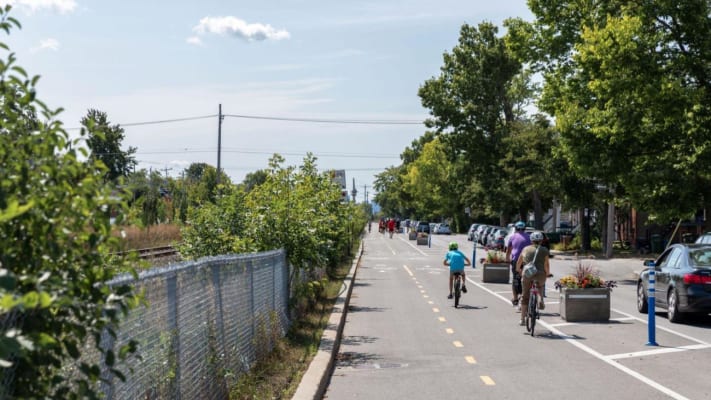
[324,233,695,399]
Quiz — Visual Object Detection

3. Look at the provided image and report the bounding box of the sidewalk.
[549,250,651,282]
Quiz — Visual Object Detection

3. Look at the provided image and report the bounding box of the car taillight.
[683,274,711,285]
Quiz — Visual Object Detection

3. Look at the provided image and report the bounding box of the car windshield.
[689,248,711,267]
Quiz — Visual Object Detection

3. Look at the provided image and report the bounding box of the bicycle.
[453,272,463,308]
[524,274,553,336]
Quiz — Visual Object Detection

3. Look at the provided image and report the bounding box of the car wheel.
[667,289,683,323]
[636,282,648,314]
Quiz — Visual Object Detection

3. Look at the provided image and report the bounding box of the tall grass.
[113,224,182,250]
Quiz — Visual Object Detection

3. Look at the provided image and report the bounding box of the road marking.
[480,376,495,385]
[446,328,454,334]
[417,285,423,289]
[468,276,696,400]
[609,317,636,322]
[423,295,429,298]
[438,317,446,322]
[611,308,710,345]
[433,308,440,313]
[453,341,463,348]
[375,264,388,267]
[465,356,477,364]
[548,322,578,328]
[606,344,711,361]
[420,290,426,293]
[400,236,429,256]
[383,239,397,255]
[403,265,414,277]
[428,301,434,305]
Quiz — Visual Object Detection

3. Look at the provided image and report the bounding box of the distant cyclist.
[506,221,530,308]
[443,242,471,299]
[515,231,550,326]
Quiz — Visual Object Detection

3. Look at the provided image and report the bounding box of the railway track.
[115,245,179,259]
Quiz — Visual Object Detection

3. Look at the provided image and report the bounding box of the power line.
[66,114,217,130]
[224,113,424,125]
[65,112,425,130]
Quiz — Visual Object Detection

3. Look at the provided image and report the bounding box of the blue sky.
[3,0,532,201]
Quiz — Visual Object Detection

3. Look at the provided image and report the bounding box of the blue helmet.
[515,221,526,230]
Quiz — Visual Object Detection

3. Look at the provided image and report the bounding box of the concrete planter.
[416,234,429,246]
[408,231,417,240]
[559,287,611,322]
[482,263,510,283]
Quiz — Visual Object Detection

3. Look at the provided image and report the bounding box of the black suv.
[416,221,430,234]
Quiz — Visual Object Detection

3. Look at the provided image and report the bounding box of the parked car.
[474,225,489,244]
[637,243,711,323]
[467,224,481,241]
[416,221,430,234]
[695,232,711,244]
[487,228,507,250]
[434,223,451,235]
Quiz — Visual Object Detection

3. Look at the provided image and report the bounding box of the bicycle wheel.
[454,276,461,308]
[527,292,537,336]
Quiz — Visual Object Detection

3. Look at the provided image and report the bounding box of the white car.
[434,223,452,235]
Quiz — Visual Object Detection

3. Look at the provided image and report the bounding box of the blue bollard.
[646,263,658,346]
[472,244,476,269]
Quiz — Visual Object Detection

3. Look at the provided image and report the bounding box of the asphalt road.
[323,230,711,400]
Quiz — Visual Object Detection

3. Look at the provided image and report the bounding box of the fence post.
[166,273,182,399]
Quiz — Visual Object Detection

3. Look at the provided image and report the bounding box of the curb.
[291,241,363,400]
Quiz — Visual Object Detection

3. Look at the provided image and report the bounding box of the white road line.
[398,235,429,256]
[611,308,710,346]
[605,344,711,361]
[383,239,397,255]
[465,276,693,400]
[403,265,414,277]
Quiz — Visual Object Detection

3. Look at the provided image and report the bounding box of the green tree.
[0,8,137,398]
[526,0,711,222]
[418,22,533,222]
[80,109,137,183]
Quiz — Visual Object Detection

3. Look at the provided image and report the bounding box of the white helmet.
[530,231,544,242]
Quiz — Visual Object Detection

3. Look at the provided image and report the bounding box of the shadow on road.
[452,305,488,310]
[348,305,388,313]
[340,335,379,346]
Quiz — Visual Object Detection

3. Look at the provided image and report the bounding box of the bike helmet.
[530,231,544,242]
[448,241,459,250]
[515,221,526,230]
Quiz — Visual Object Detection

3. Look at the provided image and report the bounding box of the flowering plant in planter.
[485,250,507,264]
[554,262,617,290]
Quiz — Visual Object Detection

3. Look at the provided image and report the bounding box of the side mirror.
[643,260,656,267]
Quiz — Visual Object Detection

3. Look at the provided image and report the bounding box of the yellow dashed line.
[453,341,463,348]
[438,317,446,322]
[466,356,477,364]
[446,328,454,334]
[480,376,495,385]
[433,308,440,313]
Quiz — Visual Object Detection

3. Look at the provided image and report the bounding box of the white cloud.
[30,37,60,53]
[185,36,202,46]
[1,0,77,14]
[192,16,290,42]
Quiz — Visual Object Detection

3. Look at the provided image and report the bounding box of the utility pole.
[351,178,358,203]
[363,184,368,203]
[216,103,223,186]
[163,166,172,179]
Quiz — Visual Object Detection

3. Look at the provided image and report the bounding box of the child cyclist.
[443,242,471,299]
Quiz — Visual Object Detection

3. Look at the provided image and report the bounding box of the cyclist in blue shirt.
[444,242,471,299]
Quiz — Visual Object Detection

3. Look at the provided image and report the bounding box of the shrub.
[0,8,138,398]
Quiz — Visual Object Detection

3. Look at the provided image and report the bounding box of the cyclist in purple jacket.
[506,221,530,307]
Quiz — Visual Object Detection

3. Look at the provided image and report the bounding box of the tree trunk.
[606,202,615,259]
[581,208,591,251]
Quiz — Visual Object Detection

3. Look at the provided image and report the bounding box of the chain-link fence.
[96,250,289,400]
[100,249,290,399]
[0,249,290,399]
